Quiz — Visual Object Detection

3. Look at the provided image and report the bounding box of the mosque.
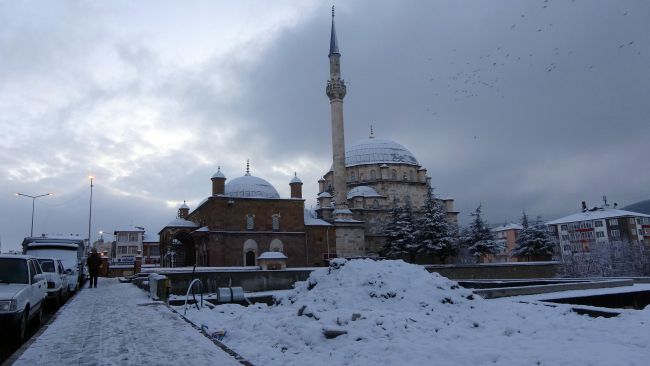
[158,10,458,268]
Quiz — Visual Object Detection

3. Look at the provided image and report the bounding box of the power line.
[37,186,91,206]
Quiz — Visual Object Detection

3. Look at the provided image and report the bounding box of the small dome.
[179,202,189,209]
[318,192,332,198]
[318,176,325,182]
[225,174,280,199]
[290,173,302,184]
[347,186,385,200]
[212,167,226,179]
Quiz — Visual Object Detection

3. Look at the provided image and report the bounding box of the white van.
[22,236,87,292]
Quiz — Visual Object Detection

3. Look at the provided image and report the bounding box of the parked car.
[23,236,87,292]
[36,258,70,308]
[0,255,48,342]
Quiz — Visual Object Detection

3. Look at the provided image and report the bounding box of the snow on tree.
[384,198,416,257]
[415,186,458,263]
[460,204,503,261]
[509,212,557,261]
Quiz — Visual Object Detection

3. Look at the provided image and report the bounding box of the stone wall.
[424,262,559,280]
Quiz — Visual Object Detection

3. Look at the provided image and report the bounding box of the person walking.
[87,247,102,288]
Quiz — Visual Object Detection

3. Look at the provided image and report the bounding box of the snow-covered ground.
[176,259,650,366]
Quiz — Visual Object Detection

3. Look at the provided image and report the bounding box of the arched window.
[391,169,397,180]
[243,239,258,266]
[270,239,283,253]
[359,172,364,181]
[409,171,414,181]
[272,215,280,231]
[247,215,254,230]
[376,219,383,234]
[373,200,379,209]
[370,170,376,180]
[351,172,355,182]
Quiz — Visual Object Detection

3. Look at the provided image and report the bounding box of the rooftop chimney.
[581,201,587,212]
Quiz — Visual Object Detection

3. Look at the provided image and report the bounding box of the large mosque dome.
[329,138,420,171]
[225,173,281,199]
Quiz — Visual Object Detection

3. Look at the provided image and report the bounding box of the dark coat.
[87,253,102,271]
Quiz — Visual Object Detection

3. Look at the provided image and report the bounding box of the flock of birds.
[422,0,643,131]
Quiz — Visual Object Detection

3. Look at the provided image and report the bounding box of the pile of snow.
[178,259,650,366]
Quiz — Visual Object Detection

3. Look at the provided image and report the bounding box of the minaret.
[326,6,350,219]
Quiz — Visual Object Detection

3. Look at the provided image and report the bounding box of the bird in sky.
[629,41,634,45]
[624,12,627,16]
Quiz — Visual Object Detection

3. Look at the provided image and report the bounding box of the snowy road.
[11,278,244,366]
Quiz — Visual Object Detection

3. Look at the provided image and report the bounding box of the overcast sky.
[2,0,649,253]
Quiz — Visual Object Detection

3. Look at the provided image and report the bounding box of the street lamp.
[88,175,93,251]
[15,192,53,237]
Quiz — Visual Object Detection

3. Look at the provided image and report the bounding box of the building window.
[644,218,650,225]
[609,219,618,226]
[594,221,603,227]
[270,239,283,253]
[373,200,379,209]
[150,245,160,257]
[118,246,127,254]
[409,171,414,181]
[247,215,254,230]
[376,219,383,234]
[596,231,605,238]
[548,226,556,233]
[561,235,570,241]
[272,216,280,231]
[405,196,411,205]
[568,222,580,230]
[580,221,592,229]
[630,218,636,225]
[611,230,620,237]
[370,170,376,180]
[118,233,128,242]
[631,229,637,236]
[581,231,594,239]
[560,225,568,231]
[128,246,138,254]
[350,172,355,182]
[129,233,138,242]
[391,169,397,180]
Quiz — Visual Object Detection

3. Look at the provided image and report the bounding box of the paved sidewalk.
[11,278,244,366]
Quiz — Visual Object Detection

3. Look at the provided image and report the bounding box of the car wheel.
[16,309,28,342]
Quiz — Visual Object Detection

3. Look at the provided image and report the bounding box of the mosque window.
[373,200,379,209]
[370,170,376,180]
[351,172,355,182]
[405,196,411,205]
[376,219,383,234]
[409,171,414,181]
[391,169,397,180]
[359,172,364,181]
[272,215,280,231]
[247,215,254,230]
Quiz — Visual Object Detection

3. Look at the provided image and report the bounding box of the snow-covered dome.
[329,138,419,170]
[179,202,189,209]
[212,167,226,179]
[225,174,280,199]
[347,186,385,200]
[290,173,302,184]
[345,138,419,167]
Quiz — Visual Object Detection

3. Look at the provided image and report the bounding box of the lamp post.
[88,175,93,251]
[15,192,53,237]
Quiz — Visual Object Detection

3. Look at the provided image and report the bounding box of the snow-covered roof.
[304,208,331,226]
[443,194,454,200]
[142,234,159,243]
[492,223,523,232]
[257,252,288,260]
[546,208,650,225]
[114,226,144,233]
[318,177,325,182]
[328,139,420,170]
[193,226,210,233]
[347,186,385,199]
[225,174,280,199]
[212,167,226,179]
[318,192,332,198]
[164,218,200,228]
[290,173,302,184]
[179,202,189,209]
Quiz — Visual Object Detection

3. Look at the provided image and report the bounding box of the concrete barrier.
[473,279,634,299]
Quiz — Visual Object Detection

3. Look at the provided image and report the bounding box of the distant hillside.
[622,199,650,215]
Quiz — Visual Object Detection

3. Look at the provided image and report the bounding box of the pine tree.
[384,198,415,257]
[510,213,557,261]
[415,186,458,263]
[461,204,503,261]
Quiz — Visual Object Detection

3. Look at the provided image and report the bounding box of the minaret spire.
[246,159,250,176]
[326,7,351,220]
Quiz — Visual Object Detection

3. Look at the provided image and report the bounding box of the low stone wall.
[424,262,559,280]
[141,269,313,296]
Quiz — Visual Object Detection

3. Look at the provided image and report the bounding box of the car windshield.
[37,259,56,273]
[0,258,29,284]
